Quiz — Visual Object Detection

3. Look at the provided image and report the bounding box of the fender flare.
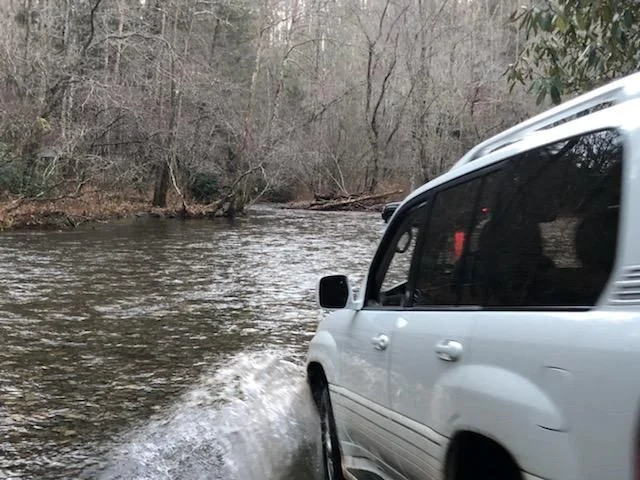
[306,329,339,386]
[435,365,581,480]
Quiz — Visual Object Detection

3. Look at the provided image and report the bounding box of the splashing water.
[94,350,322,480]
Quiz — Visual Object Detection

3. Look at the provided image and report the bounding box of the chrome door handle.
[372,334,390,351]
[435,340,463,362]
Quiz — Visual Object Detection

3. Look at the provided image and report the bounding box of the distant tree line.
[0,0,635,216]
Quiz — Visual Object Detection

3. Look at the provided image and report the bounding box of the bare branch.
[82,0,105,56]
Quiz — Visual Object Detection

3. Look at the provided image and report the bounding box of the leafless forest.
[0,0,538,220]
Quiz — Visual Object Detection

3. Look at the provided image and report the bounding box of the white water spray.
[96,351,321,480]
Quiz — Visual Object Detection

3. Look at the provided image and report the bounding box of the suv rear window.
[480,129,623,308]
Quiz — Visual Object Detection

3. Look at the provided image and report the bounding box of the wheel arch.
[306,328,339,404]
[445,429,522,480]
[307,361,328,410]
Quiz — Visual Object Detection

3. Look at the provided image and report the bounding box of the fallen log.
[314,193,346,202]
[308,190,403,211]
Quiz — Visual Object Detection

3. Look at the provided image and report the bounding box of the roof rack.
[451,72,640,170]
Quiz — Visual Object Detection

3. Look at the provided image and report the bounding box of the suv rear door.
[466,129,624,480]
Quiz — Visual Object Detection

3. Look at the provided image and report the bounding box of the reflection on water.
[0,206,384,479]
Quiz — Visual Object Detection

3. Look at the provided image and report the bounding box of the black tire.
[319,386,344,480]
[446,433,521,480]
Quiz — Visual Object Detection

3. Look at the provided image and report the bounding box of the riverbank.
[0,191,228,231]
[0,188,404,231]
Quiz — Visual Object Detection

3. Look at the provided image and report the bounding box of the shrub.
[189,172,220,203]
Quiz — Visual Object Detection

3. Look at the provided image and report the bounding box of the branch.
[383,4,410,45]
[99,32,173,52]
[90,140,147,149]
[385,70,419,150]
[244,166,270,208]
[370,31,399,141]
[167,159,187,212]
[377,0,391,44]
[82,0,105,57]
[308,190,403,211]
[1,177,90,214]
[205,164,265,212]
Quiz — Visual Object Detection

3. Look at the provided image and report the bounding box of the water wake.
[95,350,321,480]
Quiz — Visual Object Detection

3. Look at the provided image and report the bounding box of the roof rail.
[451,72,640,170]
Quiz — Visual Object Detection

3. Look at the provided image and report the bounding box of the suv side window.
[458,172,503,305]
[372,203,428,308]
[481,129,623,308]
[413,178,482,307]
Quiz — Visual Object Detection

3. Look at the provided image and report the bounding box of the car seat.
[572,207,619,304]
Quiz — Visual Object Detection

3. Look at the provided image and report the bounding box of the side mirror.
[317,274,354,309]
[382,202,401,223]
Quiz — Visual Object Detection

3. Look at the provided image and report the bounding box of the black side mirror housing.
[382,202,401,223]
[318,275,352,309]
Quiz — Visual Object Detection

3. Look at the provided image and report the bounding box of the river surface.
[0,206,385,480]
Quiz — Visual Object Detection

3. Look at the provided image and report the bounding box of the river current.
[0,206,384,479]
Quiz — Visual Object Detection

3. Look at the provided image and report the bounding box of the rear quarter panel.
[442,310,640,480]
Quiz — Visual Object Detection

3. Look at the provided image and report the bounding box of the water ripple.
[0,206,384,478]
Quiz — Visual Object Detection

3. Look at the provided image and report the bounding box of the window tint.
[459,173,503,305]
[480,129,622,308]
[413,178,481,306]
[375,204,427,307]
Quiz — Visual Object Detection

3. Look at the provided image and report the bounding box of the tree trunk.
[114,0,125,83]
[23,0,32,64]
[152,1,169,207]
[152,163,170,207]
[368,148,379,193]
[63,0,71,56]
[210,18,220,63]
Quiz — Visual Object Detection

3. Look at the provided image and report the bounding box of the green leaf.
[613,22,623,42]
[540,12,554,32]
[507,0,640,105]
[536,84,547,105]
[550,83,562,104]
[553,13,569,33]
[530,78,542,95]
[601,4,613,24]
[576,11,588,30]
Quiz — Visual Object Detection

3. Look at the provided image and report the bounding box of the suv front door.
[384,174,496,480]
[335,203,428,475]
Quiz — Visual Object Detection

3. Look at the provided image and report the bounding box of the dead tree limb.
[308,190,403,211]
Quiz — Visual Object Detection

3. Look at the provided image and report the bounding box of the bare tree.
[0,0,539,220]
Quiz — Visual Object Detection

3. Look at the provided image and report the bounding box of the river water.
[0,206,385,480]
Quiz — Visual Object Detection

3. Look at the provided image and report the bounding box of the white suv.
[306,72,640,480]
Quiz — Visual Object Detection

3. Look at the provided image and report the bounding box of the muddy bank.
[0,192,233,231]
[0,188,406,231]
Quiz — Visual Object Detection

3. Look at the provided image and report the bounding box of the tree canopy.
[507,0,640,105]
